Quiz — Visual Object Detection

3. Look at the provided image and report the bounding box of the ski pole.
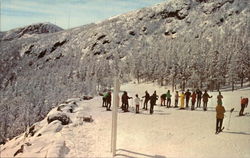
[227,108,234,130]
[131,98,134,112]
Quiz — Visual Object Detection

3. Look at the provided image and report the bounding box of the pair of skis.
[215,127,224,134]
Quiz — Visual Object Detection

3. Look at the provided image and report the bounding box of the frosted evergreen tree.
[228,53,239,91]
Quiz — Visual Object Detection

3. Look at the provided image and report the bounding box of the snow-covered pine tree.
[228,52,239,91]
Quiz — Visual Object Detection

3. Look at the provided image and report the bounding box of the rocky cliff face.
[0,0,249,142]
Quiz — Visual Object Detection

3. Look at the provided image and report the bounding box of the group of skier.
[102,89,215,114]
[102,89,248,134]
[101,89,248,117]
[160,89,213,111]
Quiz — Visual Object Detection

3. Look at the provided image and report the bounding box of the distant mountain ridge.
[0,22,63,41]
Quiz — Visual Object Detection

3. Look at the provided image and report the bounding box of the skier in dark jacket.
[142,91,150,110]
[174,91,179,108]
[150,91,158,114]
[121,91,132,112]
[106,92,112,111]
[217,91,223,106]
[191,91,196,110]
[196,89,202,108]
[160,93,167,106]
[202,90,212,111]
[185,89,191,108]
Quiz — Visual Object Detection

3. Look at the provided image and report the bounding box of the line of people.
[119,90,158,114]
[101,90,248,117]
[161,89,213,111]
[102,90,158,114]
[102,89,214,113]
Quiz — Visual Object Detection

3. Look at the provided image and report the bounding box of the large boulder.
[47,111,71,125]
[35,120,63,137]
[82,96,93,100]
[57,103,77,113]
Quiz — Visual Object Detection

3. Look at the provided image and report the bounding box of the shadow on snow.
[116,149,167,158]
[223,131,250,136]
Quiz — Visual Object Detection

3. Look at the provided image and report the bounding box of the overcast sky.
[1,0,165,31]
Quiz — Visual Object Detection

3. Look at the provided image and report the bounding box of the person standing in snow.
[102,92,108,107]
[150,91,158,114]
[142,91,150,110]
[160,93,167,106]
[239,97,248,116]
[121,91,127,110]
[202,90,212,111]
[196,89,203,108]
[217,91,223,106]
[134,94,141,114]
[174,91,179,108]
[166,90,172,108]
[121,91,132,112]
[106,91,112,111]
[215,104,225,134]
[185,89,191,108]
[191,91,197,110]
[179,91,185,110]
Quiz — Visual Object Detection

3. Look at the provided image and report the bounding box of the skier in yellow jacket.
[179,91,185,109]
[215,104,225,134]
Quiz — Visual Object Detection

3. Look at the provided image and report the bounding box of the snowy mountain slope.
[1,82,250,157]
[0,0,249,144]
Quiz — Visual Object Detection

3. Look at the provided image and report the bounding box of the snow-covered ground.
[1,82,250,158]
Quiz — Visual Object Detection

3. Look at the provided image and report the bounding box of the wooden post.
[111,78,120,157]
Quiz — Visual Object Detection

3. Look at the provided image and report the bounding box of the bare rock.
[13,145,24,157]
[83,96,93,100]
[83,115,94,122]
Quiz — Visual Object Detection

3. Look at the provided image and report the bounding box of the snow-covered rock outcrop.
[0,97,93,157]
